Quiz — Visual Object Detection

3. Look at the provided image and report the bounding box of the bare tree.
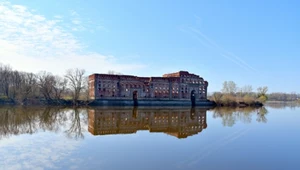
[0,64,12,98]
[8,71,22,100]
[19,72,37,103]
[37,71,56,100]
[241,85,253,95]
[222,81,237,94]
[52,75,68,100]
[257,86,268,96]
[65,68,86,102]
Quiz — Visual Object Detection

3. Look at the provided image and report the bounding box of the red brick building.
[88,71,208,101]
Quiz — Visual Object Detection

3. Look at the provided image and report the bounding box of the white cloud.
[0,2,145,75]
[71,18,81,25]
[69,10,79,17]
[54,15,63,19]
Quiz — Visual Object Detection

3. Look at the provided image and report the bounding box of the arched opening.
[191,90,196,106]
[133,91,138,100]
[190,107,195,120]
[132,107,138,118]
[133,91,138,106]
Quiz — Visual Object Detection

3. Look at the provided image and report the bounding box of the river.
[0,105,299,170]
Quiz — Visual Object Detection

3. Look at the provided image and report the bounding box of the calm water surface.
[0,105,299,170]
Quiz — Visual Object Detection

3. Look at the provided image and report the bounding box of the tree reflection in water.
[65,108,86,140]
[212,107,269,126]
[256,107,268,123]
[0,107,87,140]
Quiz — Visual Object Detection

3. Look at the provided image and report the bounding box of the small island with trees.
[209,81,268,107]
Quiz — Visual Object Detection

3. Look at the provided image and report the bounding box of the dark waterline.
[0,106,299,170]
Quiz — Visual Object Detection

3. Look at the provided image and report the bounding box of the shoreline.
[0,98,263,108]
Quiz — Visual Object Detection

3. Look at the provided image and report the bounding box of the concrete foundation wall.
[89,99,215,107]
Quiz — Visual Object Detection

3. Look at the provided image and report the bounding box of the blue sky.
[0,0,299,93]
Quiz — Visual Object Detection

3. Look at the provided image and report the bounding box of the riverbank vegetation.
[0,63,89,105]
[209,81,268,107]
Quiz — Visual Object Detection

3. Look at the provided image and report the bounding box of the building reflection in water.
[88,107,208,139]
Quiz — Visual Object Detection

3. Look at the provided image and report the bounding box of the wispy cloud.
[68,9,106,32]
[0,1,144,75]
[69,10,83,30]
[54,15,63,19]
[70,10,79,17]
[182,22,257,72]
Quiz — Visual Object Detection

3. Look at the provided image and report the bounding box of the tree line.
[267,92,299,102]
[0,63,88,105]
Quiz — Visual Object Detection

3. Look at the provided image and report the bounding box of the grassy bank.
[209,93,264,107]
[0,98,90,106]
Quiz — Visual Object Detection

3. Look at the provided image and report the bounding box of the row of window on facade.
[97,85,205,91]
[95,115,204,120]
[181,79,205,84]
[98,84,143,88]
[96,81,205,88]
[97,88,206,94]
